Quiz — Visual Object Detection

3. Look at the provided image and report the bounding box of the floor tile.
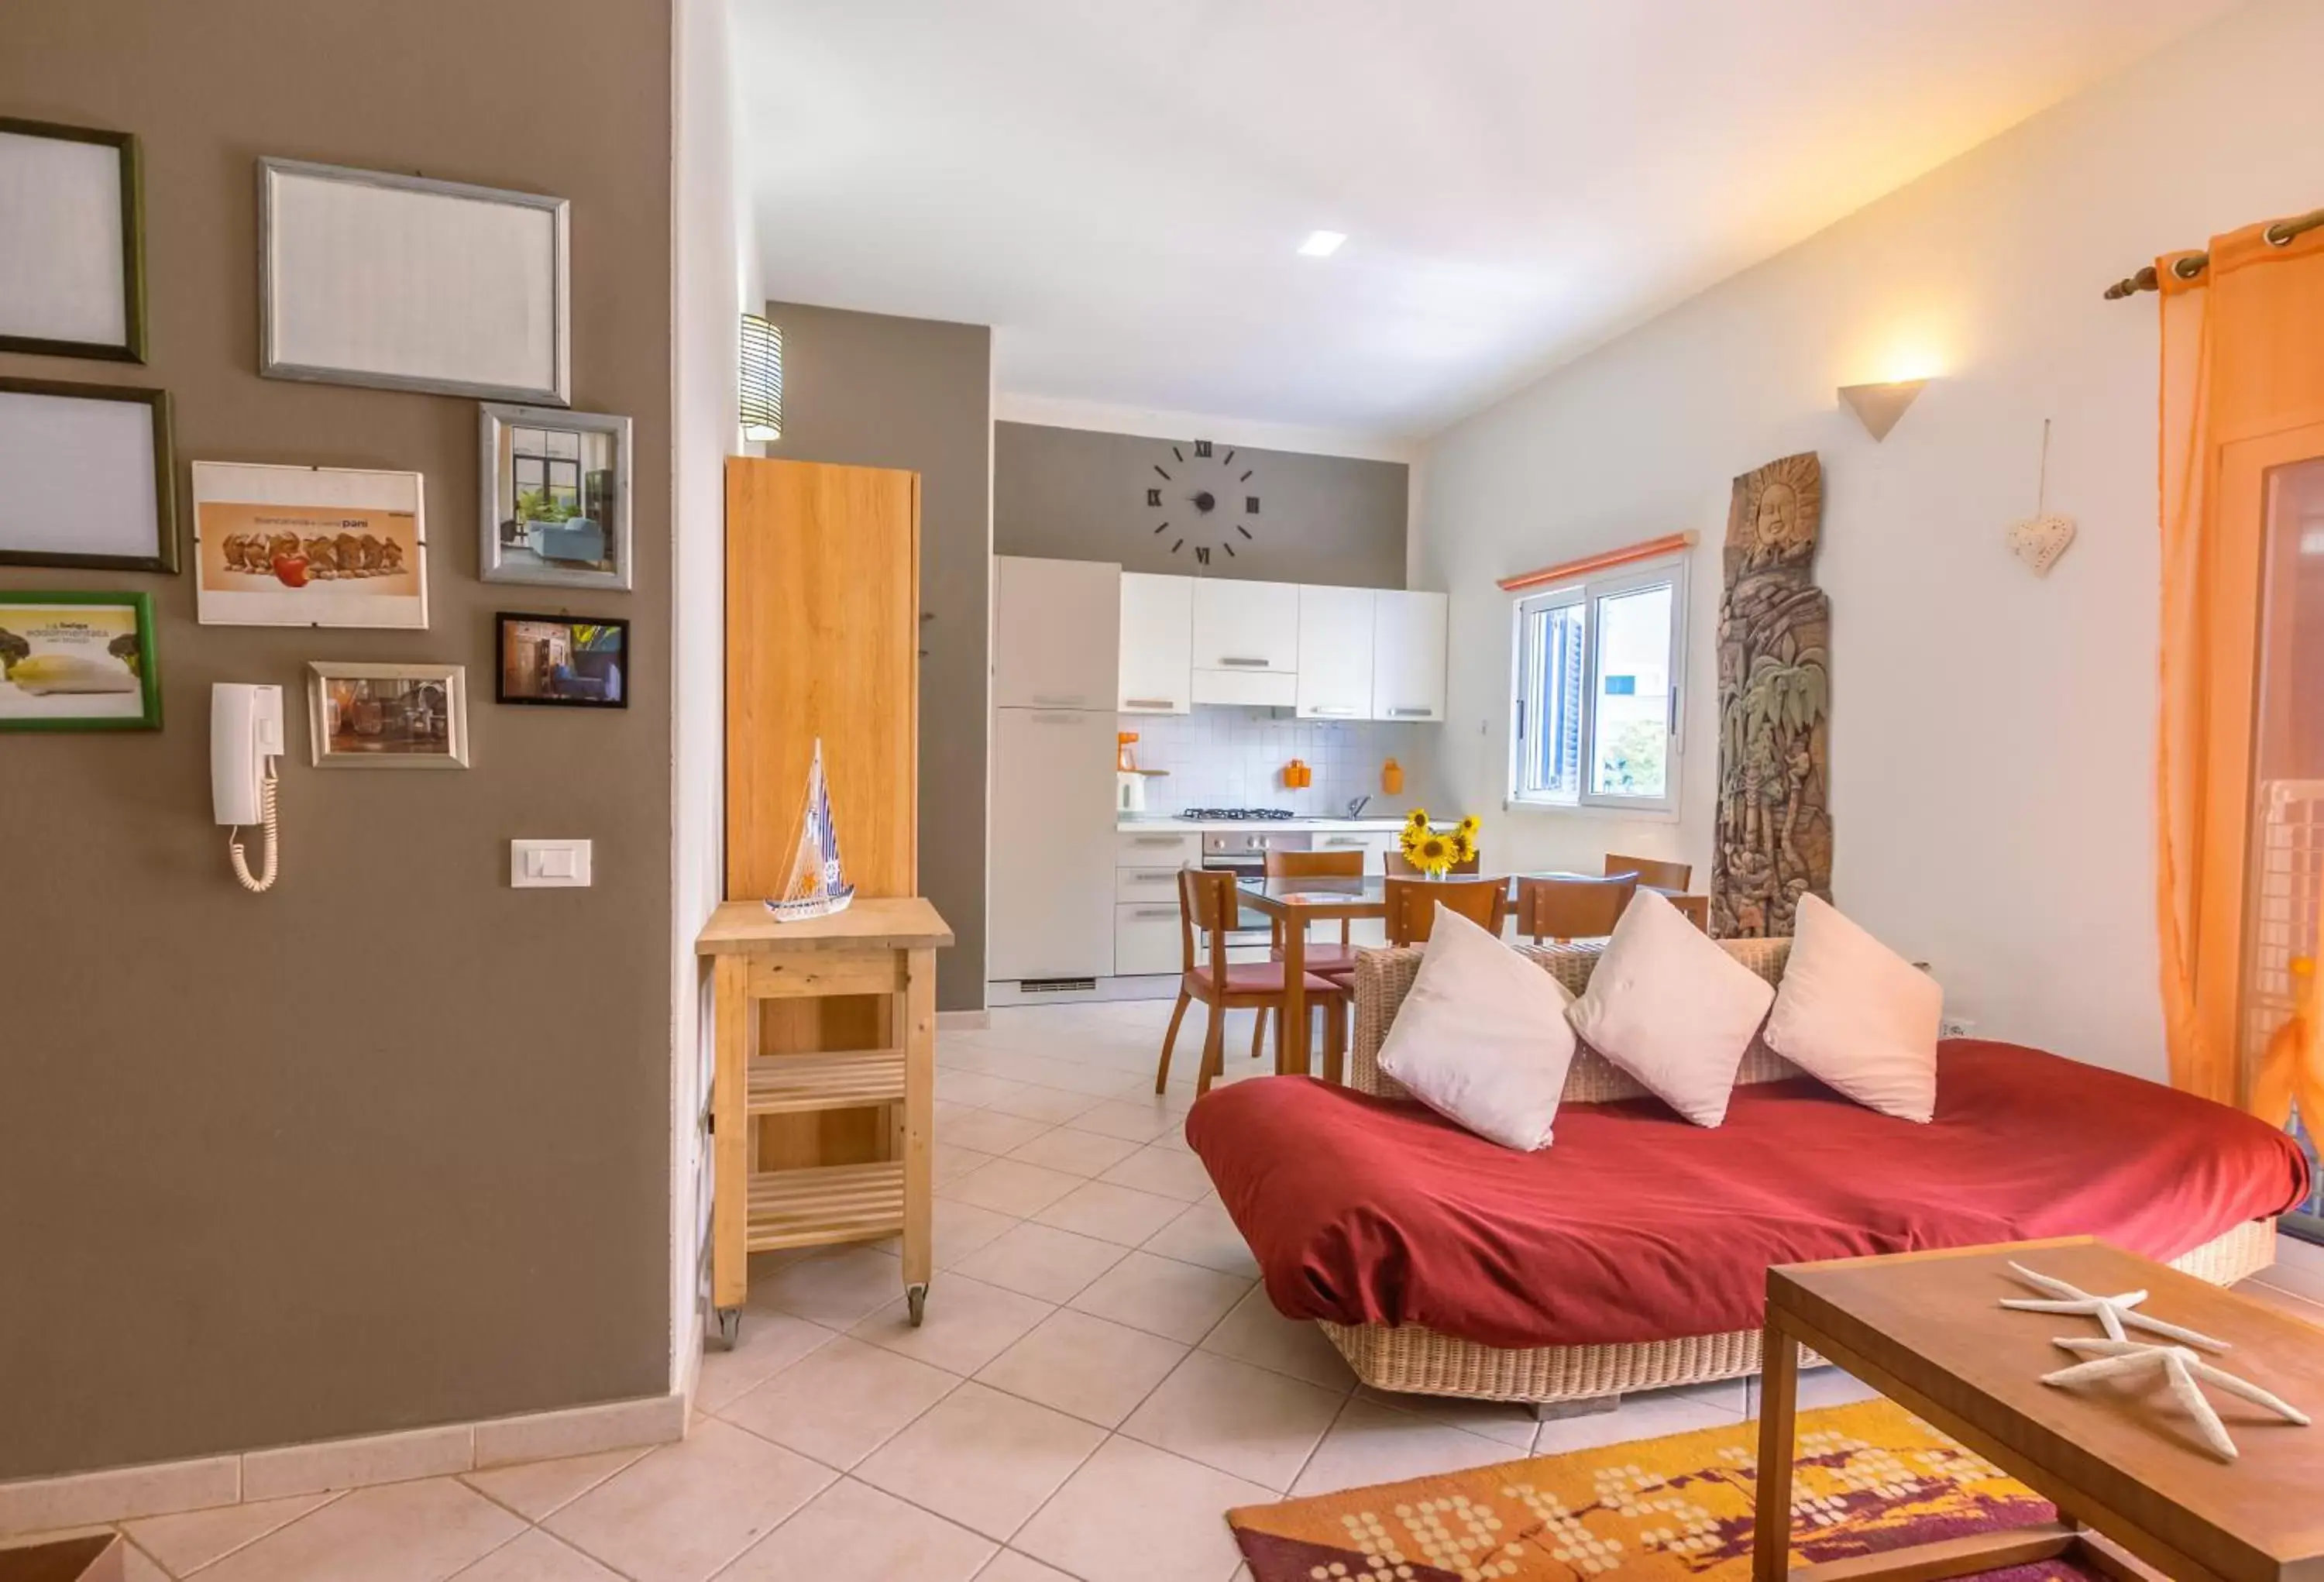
[1031,1181,1188,1247]
[720,1335,958,1469]
[748,1246,909,1329]
[2241,1279,2324,1326]
[933,1198,1023,1267]
[1069,1250,1251,1343]
[1095,1145,1215,1202]
[121,1546,167,1582]
[1005,1128,1142,1178]
[975,1309,1189,1427]
[452,1529,621,1581]
[935,1071,1034,1106]
[1121,1350,1345,1491]
[852,1272,1056,1375]
[934,1144,999,1188]
[1061,1101,1181,1144]
[1012,1435,1265,1582]
[1288,1397,1521,1498]
[973,1553,1077,1582]
[122,1492,335,1576]
[198,1479,524,1582]
[1140,1200,1260,1279]
[459,1449,645,1522]
[940,1158,1085,1217]
[1356,1385,1540,1450]
[695,1309,837,1412]
[1745,1364,1879,1417]
[938,1109,1056,1156]
[854,1383,1105,1542]
[1533,1388,1742,1455]
[543,1419,833,1582]
[951,1221,1130,1304]
[981,1085,1102,1125]
[718,1477,995,1581]
[1199,1286,1356,1391]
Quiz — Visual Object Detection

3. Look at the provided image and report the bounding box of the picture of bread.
[304,535,341,571]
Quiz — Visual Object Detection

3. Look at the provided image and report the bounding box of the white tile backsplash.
[1118,709,1435,817]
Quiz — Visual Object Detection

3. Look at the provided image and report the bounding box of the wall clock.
[1144,439,1258,566]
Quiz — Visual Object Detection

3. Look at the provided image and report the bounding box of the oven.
[1202,828,1312,958]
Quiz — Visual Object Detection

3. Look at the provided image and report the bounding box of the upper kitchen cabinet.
[1295,585,1375,720]
[992,555,1121,710]
[1119,573,1194,714]
[1190,577,1298,707]
[1371,589,1449,721]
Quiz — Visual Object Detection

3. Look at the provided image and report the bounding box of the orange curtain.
[2157,221,2324,1107]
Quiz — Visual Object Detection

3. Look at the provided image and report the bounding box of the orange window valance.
[1496,531,1696,593]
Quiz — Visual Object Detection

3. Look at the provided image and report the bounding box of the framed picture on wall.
[259,158,569,404]
[0,377,176,571]
[495,611,631,709]
[0,590,161,732]
[0,116,146,362]
[191,460,428,628]
[479,404,632,590]
[308,662,469,768]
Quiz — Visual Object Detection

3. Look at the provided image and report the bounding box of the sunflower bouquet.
[1398,809,1480,878]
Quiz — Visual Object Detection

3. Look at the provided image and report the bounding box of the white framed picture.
[308,662,469,769]
[0,377,175,571]
[191,461,428,629]
[0,117,145,362]
[259,158,569,404]
[479,404,632,590]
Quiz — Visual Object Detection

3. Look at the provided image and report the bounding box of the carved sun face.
[1753,483,1798,549]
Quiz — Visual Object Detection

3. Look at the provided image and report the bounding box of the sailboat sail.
[767,739,855,920]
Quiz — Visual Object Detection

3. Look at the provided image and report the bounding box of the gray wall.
[0,0,673,1477]
[995,421,1408,587]
[761,303,992,1011]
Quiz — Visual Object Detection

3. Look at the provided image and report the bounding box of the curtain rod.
[2102,208,2324,300]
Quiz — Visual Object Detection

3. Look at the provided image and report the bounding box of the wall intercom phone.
[211,683,284,892]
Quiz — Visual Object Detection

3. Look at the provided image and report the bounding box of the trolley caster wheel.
[714,1305,741,1350]
[906,1284,930,1328]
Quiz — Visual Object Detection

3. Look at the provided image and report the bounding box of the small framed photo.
[0,116,146,363]
[0,590,161,731]
[192,460,427,628]
[0,377,176,571]
[480,404,631,590]
[496,612,631,709]
[308,662,468,767]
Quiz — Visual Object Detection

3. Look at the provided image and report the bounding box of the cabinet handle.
[1130,869,1178,881]
[1030,693,1088,707]
[1126,907,1179,920]
[1123,697,1177,710]
[1389,706,1435,717]
[1308,706,1359,717]
[1217,657,1271,668]
[1027,711,1086,724]
[1322,837,1363,847]
[1131,835,1182,846]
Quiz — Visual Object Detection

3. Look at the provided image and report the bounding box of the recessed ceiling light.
[1298,230,1346,258]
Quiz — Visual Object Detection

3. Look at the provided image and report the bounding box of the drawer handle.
[1322,837,1363,847]
[1131,835,1182,846]
[1217,656,1271,668]
[1030,693,1088,707]
[1129,869,1178,881]
[1123,697,1177,710]
[1308,706,1359,716]
[1126,907,1179,920]
[1028,711,1087,724]
[1388,706,1435,717]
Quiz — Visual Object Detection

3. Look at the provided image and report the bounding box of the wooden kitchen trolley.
[697,897,953,1346]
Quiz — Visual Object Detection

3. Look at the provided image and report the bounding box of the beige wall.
[758,302,992,1011]
[0,0,675,1477]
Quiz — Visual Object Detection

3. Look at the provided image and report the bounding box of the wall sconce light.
[739,312,782,441]
[1838,379,1926,442]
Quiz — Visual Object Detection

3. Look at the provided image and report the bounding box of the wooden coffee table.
[1755,1236,2324,1582]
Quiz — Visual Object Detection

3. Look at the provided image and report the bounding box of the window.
[1509,558,1686,813]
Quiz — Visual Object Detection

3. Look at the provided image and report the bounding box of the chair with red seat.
[1157,867,1348,1095]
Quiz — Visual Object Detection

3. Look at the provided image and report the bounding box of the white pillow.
[1376,903,1578,1150]
[1565,890,1773,1127]
[1762,893,1942,1122]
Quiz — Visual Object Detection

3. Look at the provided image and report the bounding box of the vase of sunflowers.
[1398,808,1479,878]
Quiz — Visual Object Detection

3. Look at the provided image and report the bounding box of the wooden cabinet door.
[992,556,1120,710]
[1371,590,1448,722]
[1295,585,1376,719]
[1119,572,1194,714]
[725,457,919,900]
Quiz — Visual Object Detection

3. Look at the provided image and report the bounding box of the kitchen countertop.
[1116,816,1412,833]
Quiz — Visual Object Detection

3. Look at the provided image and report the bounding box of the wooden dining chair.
[1383,875,1507,946]
[1604,852,1691,891]
[1156,868,1347,1095]
[1381,848,1481,876]
[1515,872,1638,943]
[1266,848,1365,972]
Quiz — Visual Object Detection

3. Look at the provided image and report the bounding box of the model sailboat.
[765,739,855,921]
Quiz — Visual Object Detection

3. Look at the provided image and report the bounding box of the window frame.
[1506,553,1687,817]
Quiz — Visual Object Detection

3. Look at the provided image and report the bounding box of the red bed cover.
[1184,1040,2312,1349]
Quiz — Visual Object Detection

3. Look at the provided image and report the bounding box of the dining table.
[1238,872,1710,1077]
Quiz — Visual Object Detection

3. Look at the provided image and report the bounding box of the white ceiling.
[734,0,2232,443]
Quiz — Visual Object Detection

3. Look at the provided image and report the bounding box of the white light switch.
[512,838,593,888]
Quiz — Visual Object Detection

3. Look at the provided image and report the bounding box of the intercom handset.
[212,684,284,892]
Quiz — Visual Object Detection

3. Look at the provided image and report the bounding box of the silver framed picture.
[308,662,469,769]
[479,404,632,590]
[259,158,569,404]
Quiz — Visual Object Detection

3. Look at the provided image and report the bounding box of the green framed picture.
[0,590,161,731]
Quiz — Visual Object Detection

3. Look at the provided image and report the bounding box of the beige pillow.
[1377,903,1578,1150]
[1762,893,1942,1122]
[1565,890,1773,1127]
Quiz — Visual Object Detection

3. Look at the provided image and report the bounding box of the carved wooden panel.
[1710,452,1831,937]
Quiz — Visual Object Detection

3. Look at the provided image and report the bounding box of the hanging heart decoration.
[2009,511,2076,576]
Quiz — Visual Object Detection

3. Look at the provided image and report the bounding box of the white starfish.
[1997,1262,2229,1350]
[2040,1338,2310,1462]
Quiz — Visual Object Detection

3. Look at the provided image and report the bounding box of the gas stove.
[1181,807,1295,821]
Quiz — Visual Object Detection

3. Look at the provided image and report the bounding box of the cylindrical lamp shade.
[739,312,782,441]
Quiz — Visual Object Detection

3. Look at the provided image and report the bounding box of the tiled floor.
[18,997,2324,1581]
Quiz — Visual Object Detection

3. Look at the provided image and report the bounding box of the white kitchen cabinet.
[1119,573,1194,714]
[1295,586,1376,719]
[992,556,1121,711]
[1371,589,1449,722]
[988,706,1117,981]
[1190,578,1298,706]
[1114,903,1184,976]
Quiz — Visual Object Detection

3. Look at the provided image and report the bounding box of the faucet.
[1346,796,1371,819]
